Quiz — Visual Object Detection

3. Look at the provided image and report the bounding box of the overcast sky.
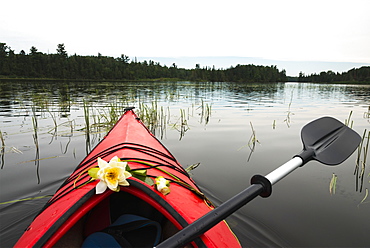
[1,0,369,76]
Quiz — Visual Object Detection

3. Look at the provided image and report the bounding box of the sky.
[1,0,369,76]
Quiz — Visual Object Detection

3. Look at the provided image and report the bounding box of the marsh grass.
[364,106,370,119]
[47,110,59,144]
[358,188,369,207]
[137,101,168,138]
[198,99,212,124]
[17,156,60,164]
[239,121,260,162]
[60,137,71,154]
[83,100,90,134]
[185,162,201,178]
[0,195,52,205]
[4,82,370,208]
[345,111,354,128]
[160,106,170,139]
[48,111,58,131]
[0,130,4,146]
[284,89,294,127]
[96,101,126,130]
[185,162,200,173]
[83,100,91,153]
[31,106,41,184]
[38,95,215,143]
[48,120,75,136]
[79,100,171,142]
[0,130,4,169]
[31,92,50,113]
[170,108,190,140]
[329,173,338,195]
[0,132,23,169]
[248,122,260,150]
[354,129,369,193]
[178,108,189,140]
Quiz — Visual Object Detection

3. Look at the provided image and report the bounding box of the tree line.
[0,43,286,82]
[297,67,370,83]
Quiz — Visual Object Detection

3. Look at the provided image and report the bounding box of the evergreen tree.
[56,43,68,58]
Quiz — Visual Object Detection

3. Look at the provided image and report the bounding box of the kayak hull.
[15,109,240,247]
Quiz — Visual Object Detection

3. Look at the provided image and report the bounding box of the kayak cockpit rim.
[34,179,207,247]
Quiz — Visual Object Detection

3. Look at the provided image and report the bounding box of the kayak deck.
[15,108,240,247]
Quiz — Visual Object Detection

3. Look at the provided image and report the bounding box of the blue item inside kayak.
[82,214,162,247]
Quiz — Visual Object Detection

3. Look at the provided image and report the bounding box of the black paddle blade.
[297,116,361,165]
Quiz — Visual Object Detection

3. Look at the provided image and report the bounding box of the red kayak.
[15,108,240,247]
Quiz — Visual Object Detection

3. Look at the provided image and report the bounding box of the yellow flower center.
[105,167,120,183]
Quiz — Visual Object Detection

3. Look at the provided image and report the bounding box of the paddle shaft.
[156,156,304,248]
[266,156,303,185]
[156,184,264,248]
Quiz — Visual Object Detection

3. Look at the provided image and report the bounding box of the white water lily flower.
[155,176,170,195]
[95,156,132,194]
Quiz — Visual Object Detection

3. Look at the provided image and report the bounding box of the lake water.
[0,80,369,247]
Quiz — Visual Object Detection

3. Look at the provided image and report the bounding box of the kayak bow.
[15,108,241,248]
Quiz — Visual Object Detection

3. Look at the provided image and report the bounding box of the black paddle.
[156,116,361,248]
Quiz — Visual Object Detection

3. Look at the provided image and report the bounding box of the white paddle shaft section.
[265,156,303,185]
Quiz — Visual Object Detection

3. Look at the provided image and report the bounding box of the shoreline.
[0,77,369,85]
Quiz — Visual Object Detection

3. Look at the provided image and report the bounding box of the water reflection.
[1,80,369,181]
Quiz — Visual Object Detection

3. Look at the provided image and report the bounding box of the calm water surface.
[0,81,369,247]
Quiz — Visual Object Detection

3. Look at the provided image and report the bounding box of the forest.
[0,43,287,82]
[297,67,370,83]
[1,42,369,83]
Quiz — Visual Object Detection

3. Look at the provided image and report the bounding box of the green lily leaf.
[129,169,153,186]
[144,177,154,186]
[88,168,99,179]
[131,169,147,177]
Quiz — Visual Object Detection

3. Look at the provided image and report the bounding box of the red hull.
[15,109,240,247]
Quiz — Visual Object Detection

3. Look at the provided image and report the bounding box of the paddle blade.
[298,117,361,165]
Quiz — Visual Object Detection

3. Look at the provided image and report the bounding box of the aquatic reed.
[358,188,368,207]
[354,129,369,192]
[31,106,38,135]
[364,106,370,119]
[158,106,168,139]
[185,163,200,173]
[0,130,4,148]
[345,111,354,128]
[0,130,4,169]
[198,99,212,124]
[180,108,189,139]
[0,195,52,205]
[83,100,90,134]
[284,89,294,127]
[137,101,160,133]
[248,121,260,151]
[136,102,171,139]
[31,106,41,184]
[171,108,190,140]
[49,110,58,131]
[329,173,338,195]
[239,121,260,162]
[97,101,126,129]
[83,100,91,153]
